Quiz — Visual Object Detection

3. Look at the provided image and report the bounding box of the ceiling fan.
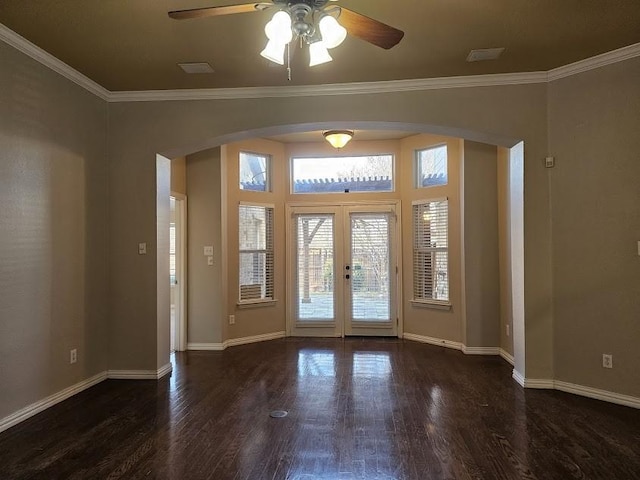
[168,1,404,69]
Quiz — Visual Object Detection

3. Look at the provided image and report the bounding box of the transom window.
[415,145,447,188]
[240,151,270,192]
[412,198,449,304]
[291,155,394,194]
[238,204,274,303]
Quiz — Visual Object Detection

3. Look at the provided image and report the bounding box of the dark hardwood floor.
[1,338,639,479]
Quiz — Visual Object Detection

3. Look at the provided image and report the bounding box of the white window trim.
[414,143,448,189]
[410,299,452,311]
[239,150,272,192]
[237,298,278,308]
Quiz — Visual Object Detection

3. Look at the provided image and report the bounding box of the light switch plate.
[207,256,214,266]
[204,246,214,256]
[138,243,147,255]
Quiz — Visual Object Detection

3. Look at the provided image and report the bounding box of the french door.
[287,203,399,337]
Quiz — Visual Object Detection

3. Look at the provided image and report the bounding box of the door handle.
[345,274,350,280]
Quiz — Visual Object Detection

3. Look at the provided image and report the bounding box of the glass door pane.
[349,213,392,323]
[295,214,335,322]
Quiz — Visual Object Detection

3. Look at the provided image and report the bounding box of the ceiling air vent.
[178,62,215,74]
[466,48,505,62]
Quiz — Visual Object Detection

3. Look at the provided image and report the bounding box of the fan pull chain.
[287,42,292,81]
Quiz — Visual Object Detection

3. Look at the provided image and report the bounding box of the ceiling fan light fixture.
[319,15,347,49]
[265,10,292,44]
[309,41,332,66]
[323,130,354,149]
[261,39,286,65]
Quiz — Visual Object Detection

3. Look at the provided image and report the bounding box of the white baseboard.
[187,342,225,351]
[462,346,500,355]
[0,371,107,434]
[107,362,173,380]
[403,333,515,364]
[523,377,555,389]
[156,362,173,379]
[188,331,286,351]
[517,378,640,409]
[512,369,526,387]
[554,380,640,409]
[225,331,286,347]
[403,333,463,351]
[500,349,515,365]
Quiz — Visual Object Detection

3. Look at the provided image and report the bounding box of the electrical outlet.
[70,349,77,364]
[506,324,510,337]
[602,354,613,369]
[229,315,235,325]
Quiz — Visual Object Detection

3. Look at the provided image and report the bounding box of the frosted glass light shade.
[265,11,292,44]
[319,15,347,49]
[309,41,332,66]
[323,130,353,149]
[261,40,286,65]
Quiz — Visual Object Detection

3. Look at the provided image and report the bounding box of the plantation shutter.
[412,199,449,302]
[239,204,274,302]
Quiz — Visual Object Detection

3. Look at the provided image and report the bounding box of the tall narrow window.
[239,204,274,303]
[415,145,447,188]
[239,152,270,191]
[412,199,449,303]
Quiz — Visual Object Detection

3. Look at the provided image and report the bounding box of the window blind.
[239,204,274,301]
[412,199,449,302]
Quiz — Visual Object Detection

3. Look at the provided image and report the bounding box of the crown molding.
[106,72,548,103]
[548,42,640,81]
[1,22,639,102]
[0,23,110,101]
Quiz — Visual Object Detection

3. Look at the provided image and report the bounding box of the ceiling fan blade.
[338,7,404,50]
[168,3,263,20]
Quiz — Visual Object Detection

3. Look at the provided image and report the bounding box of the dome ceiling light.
[323,130,354,149]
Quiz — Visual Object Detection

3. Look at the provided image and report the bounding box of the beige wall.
[0,41,108,420]
[186,148,224,344]
[171,156,187,195]
[106,83,551,378]
[400,135,464,341]
[462,141,501,348]
[224,139,287,340]
[187,134,511,350]
[548,57,640,397]
[6,35,640,424]
[188,134,506,348]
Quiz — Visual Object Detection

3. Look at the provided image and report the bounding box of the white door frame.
[171,192,188,351]
[285,200,403,338]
